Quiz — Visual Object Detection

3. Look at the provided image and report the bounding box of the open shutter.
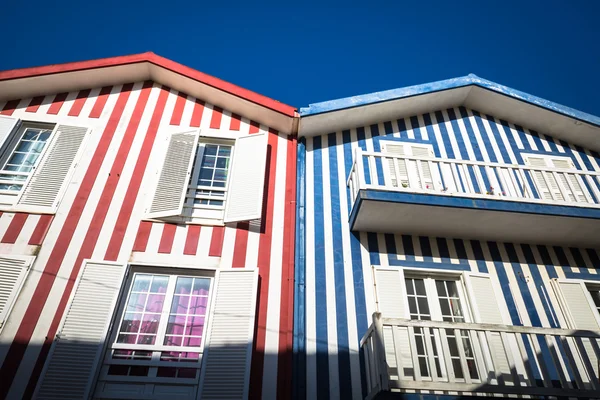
[18,125,88,210]
[382,143,409,188]
[463,273,514,383]
[223,132,268,223]
[0,116,20,155]
[551,279,600,383]
[147,130,199,219]
[373,267,414,379]
[200,268,258,400]
[35,260,127,400]
[0,255,34,328]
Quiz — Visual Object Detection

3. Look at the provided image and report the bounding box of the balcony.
[347,149,600,246]
[361,313,600,399]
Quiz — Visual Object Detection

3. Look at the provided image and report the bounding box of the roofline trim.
[0,52,297,118]
[299,74,600,127]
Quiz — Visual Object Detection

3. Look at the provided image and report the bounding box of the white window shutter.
[372,267,413,379]
[35,260,127,400]
[0,255,34,328]
[223,132,268,223]
[199,268,259,400]
[463,273,513,383]
[526,156,562,201]
[382,143,409,188]
[550,158,588,202]
[18,125,88,210]
[409,145,434,189]
[551,279,600,382]
[147,130,200,219]
[0,116,20,155]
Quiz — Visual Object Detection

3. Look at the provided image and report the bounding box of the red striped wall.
[0,82,295,400]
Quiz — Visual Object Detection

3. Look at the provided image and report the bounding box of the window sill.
[0,203,56,215]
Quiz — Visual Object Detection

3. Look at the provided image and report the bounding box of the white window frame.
[0,121,57,206]
[379,141,438,190]
[98,266,216,387]
[183,138,235,223]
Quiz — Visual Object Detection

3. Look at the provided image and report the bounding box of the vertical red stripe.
[249,129,279,399]
[1,213,28,244]
[46,92,68,114]
[132,221,153,252]
[277,135,297,399]
[209,106,223,129]
[230,113,242,131]
[209,226,225,257]
[28,214,54,245]
[184,225,201,255]
[1,100,20,116]
[249,120,260,134]
[170,91,187,125]
[89,86,113,118]
[68,89,91,117]
[103,85,169,260]
[0,84,134,398]
[158,224,177,254]
[25,96,45,113]
[231,222,249,268]
[190,99,205,127]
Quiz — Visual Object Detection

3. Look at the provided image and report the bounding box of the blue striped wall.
[295,106,600,400]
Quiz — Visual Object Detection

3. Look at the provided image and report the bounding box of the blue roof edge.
[299,74,600,127]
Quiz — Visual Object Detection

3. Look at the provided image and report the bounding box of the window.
[0,122,54,195]
[589,287,600,316]
[523,153,589,203]
[103,272,213,382]
[404,275,479,381]
[184,141,234,220]
[146,130,268,225]
[0,116,88,211]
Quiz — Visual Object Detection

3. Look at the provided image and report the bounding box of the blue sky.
[2,0,599,114]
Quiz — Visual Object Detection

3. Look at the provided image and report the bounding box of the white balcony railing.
[361,313,600,399]
[347,148,600,211]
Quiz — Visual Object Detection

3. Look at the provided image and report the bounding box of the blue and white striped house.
[294,75,600,400]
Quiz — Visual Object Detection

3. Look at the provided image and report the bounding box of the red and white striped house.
[0,53,297,400]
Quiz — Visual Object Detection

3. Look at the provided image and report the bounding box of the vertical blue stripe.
[528,129,545,151]
[422,114,441,157]
[397,117,408,139]
[370,124,385,186]
[453,239,468,263]
[471,110,498,163]
[436,237,451,265]
[293,137,306,400]
[469,240,488,273]
[434,111,456,159]
[482,114,512,163]
[402,235,415,262]
[367,232,380,265]
[327,133,351,399]
[513,123,531,151]
[312,135,330,398]
[419,236,433,262]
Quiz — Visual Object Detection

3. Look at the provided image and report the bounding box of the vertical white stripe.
[523,127,538,150]
[537,132,553,153]
[79,88,101,118]
[179,95,195,127]
[56,91,79,117]
[405,116,415,139]
[170,225,188,256]
[508,123,525,150]
[462,240,481,273]
[13,214,40,252]
[429,236,442,264]
[197,226,214,259]
[377,233,389,267]
[430,113,448,159]
[417,114,428,140]
[452,107,477,160]
[440,110,462,160]
[219,226,237,268]
[395,234,406,261]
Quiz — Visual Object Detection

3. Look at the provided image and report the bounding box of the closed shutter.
[35,260,127,400]
[0,116,20,155]
[0,255,34,328]
[18,125,88,210]
[223,132,268,223]
[550,158,588,202]
[382,143,409,188]
[147,130,200,219]
[463,273,513,383]
[551,280,600,383]
[526,156,562,201]
[410,145,434,189]
[199,268,259,400]
[373,267,413,379]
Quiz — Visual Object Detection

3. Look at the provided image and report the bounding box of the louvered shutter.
[223,132,268,223]
[526,156,563,201]
[0,116,20,155]
[147,130,200,219]
[35,261,127,400]
[199,268,259,400]
[372,267,413,379]
[550,158,588,202]
[409,145,434,190]
[463,273,513,383]
[18,125,88,210]
[551,279,600,382]
[382,143,409,188]
[0,255,34,328]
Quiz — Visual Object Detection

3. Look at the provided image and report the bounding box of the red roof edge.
[0,52,297,117]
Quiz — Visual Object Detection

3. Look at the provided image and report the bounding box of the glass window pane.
[126,294,147,312]
[16,141,33,152]
[132,274,151,292]
[439,300,451,316]
[192,278,210,295]
[452,359,464,379]
[446,281,459,297]
[405,279,414,295]
[204,145,218,156]
[150,275,169,293]
[216,157,228,169]
[166,315,186,335]
[436,281,447,296]
[145,294,165,313]
[217,146,231,157]
[417,297,430,315]
[175,277,194,295]
[450,299,463,318]
[202,156,216,168]
[414,279,426,295]
[407,297,417,314]
[170,295,191,314]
